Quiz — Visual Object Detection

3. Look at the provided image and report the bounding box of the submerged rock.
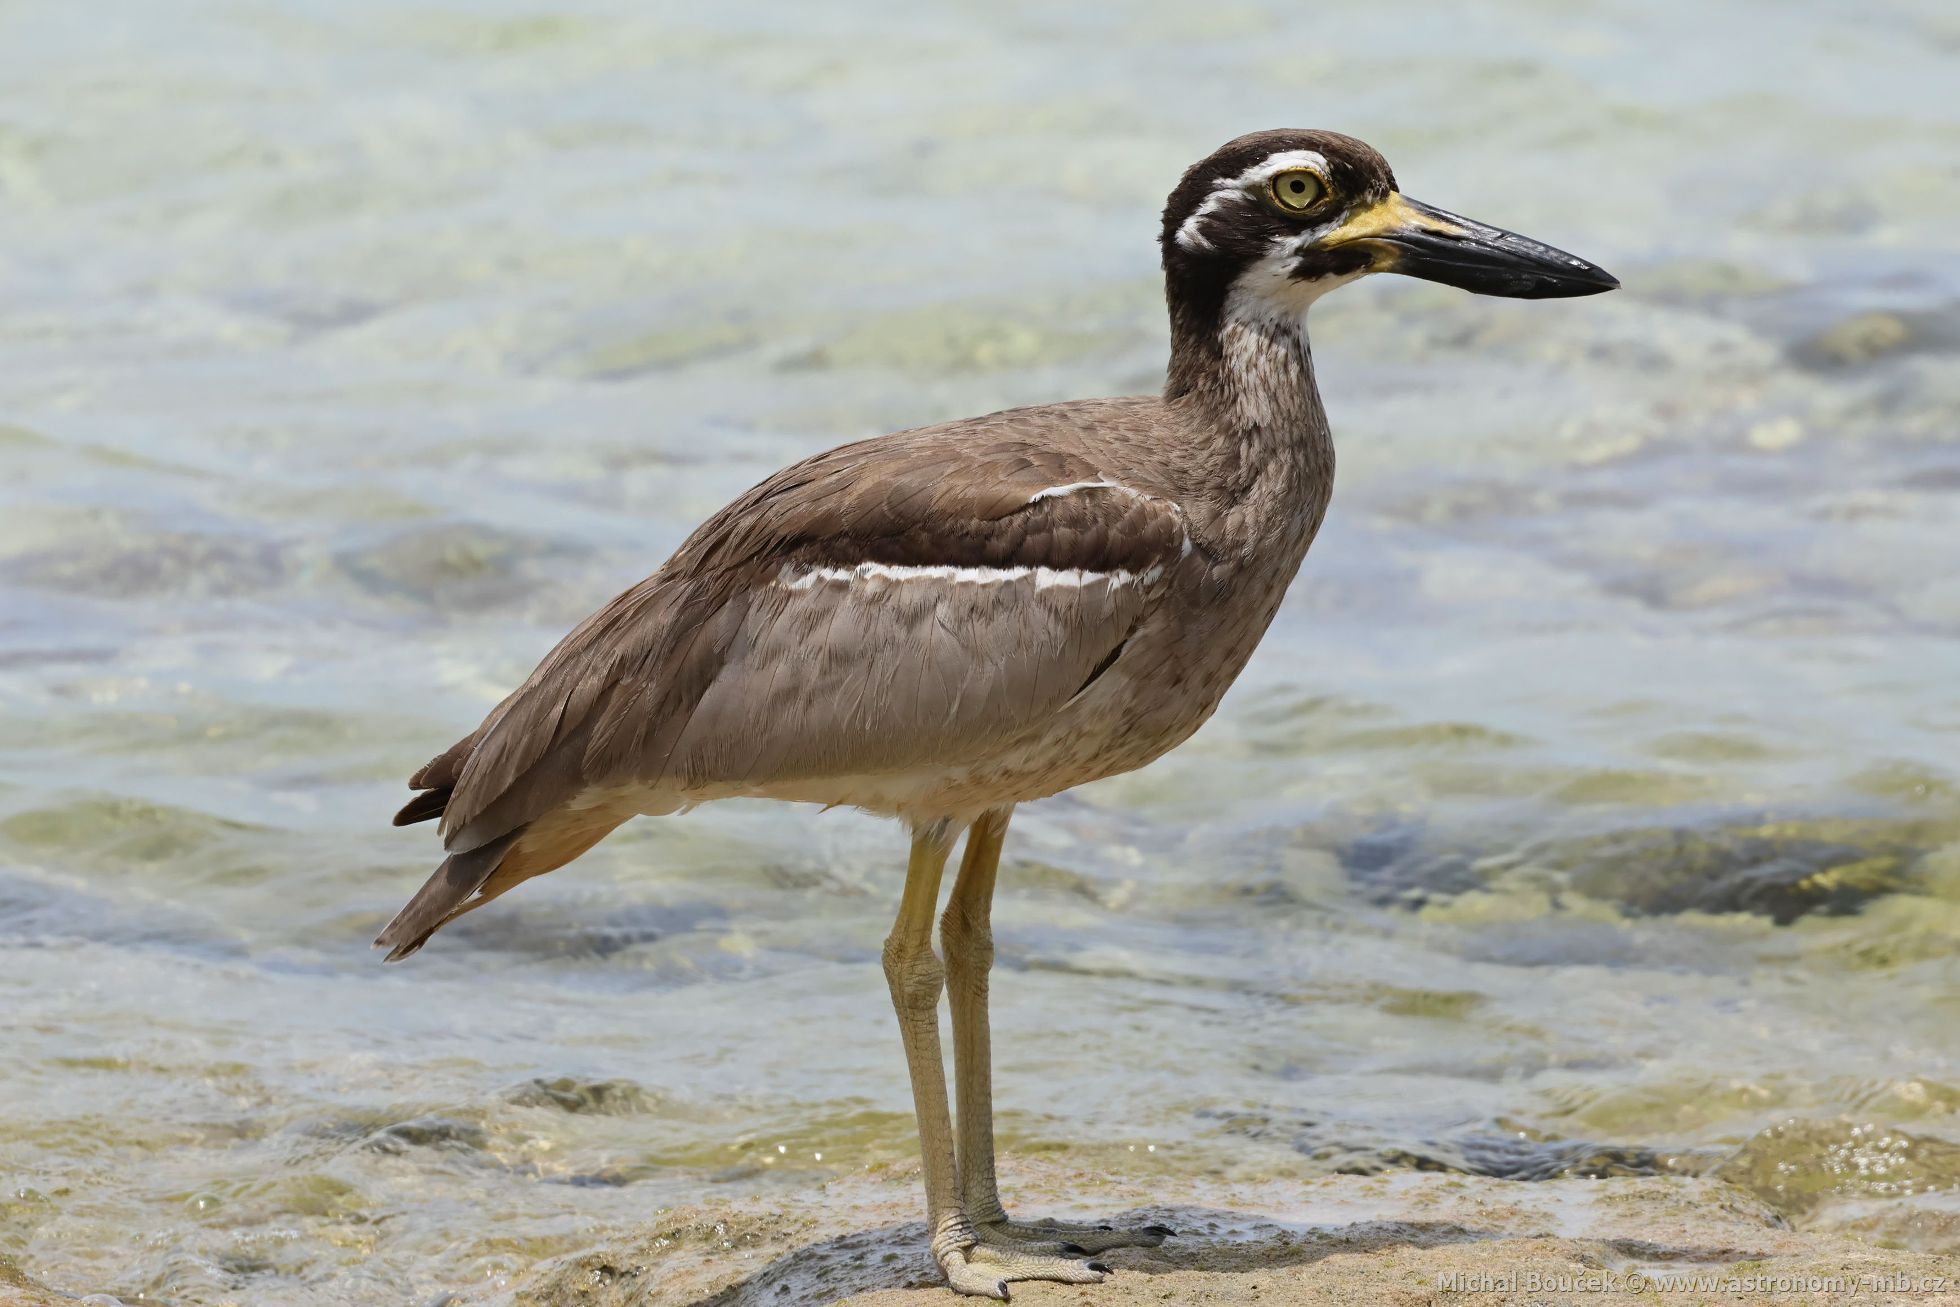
[361,1115,491,1155]
[334,520,587,612]
[1337,814,1942,925]
[1548,822,1924,923]
[1201,1107,1700,1184]
[1795,311,1914,368]
[506,1076,670,1116]
[3,530,289,600]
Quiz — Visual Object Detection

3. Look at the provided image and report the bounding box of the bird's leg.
[884,822,983,1290]
[888,820,1107,1301]
[941,808,1171,1264]
[943,808,1012,1229]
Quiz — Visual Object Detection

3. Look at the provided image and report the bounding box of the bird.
[377,129,1616,1298]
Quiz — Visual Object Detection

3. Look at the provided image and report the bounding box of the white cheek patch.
[1225,235,1366,324]
[1174,149,1332,253]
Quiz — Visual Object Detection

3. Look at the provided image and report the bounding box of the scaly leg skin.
[941,809,1174,1265]
[889,821,1109,1299]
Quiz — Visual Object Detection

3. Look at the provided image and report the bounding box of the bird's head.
[1161,129,1618,323]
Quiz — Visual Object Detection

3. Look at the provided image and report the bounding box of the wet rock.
[1794,311,1913,368]
[1811,1196,1960,1257]
[511,1160,1956,1307]
[1338,824,1487,908]
[1334,815,1938,926]
[518,1207,856,1307]
[3,530,288,600]
[1714,1118,1960,1221]
[506,1076,668,1116]
[361,1115,490,1155]
[0,1256,77,1306]
[1549,823,1920,923]
[1202,1108,1698,1183]
[335,521,586,611]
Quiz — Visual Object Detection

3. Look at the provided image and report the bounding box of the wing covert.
[433,412,1189,850]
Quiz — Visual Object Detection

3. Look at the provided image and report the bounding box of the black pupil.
[1289,180,1304,192]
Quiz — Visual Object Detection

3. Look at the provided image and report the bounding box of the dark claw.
[1059,1242,1088,1255]
[1087,1261,1111,1274]
[996,1281,1010,1301]
[1097,1224,1114,1231]
[1145,1224,1176,1237]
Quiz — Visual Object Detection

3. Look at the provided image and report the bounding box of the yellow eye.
[1269,169,1325,213]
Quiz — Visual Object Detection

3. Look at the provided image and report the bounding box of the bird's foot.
[976,1213,1173,1256]
[937,1217,1115,1299]
[942,1245,1110,1299]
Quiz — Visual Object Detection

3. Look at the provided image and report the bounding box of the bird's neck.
[1164,276,1333,502]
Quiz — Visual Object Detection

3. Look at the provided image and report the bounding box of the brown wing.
[646,476,1184,792]
[410,404,1187,855]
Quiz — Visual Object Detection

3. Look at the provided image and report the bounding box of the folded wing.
[419,421,1190,857]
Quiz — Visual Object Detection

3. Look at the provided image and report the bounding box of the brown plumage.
[378,130,1615,1295]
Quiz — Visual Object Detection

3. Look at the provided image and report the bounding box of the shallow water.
[2,1,1957,1303]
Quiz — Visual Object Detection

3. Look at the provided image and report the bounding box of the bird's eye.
[1269,170,1325,213]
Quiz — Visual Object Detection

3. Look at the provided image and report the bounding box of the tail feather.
[392,730,479,828]
[393,786,451,827]
[374,829,522,962]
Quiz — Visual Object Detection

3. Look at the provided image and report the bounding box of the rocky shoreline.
[511,1159,1959,1307]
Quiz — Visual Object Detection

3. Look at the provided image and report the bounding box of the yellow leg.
[944,807,1011,1224]
[891,819,1113,1298]
[884,822,975,1284]
[941,807,1173,1260]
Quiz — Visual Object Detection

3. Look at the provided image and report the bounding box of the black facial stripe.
[1291,245,1373,282]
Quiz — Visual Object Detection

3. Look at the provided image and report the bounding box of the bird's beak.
[1326,193,1618,299]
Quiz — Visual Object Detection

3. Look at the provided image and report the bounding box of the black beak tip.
[1569,264,1621,296]
[1509,261,1619,299]
[1379,203,1620,301]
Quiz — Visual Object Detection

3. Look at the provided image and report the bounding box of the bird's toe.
[978,1214,1169,1254]
[944,1257,1012,1299]
[967,1243,1110,1286]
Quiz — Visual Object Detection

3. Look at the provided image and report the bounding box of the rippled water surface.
[3,2,1958,1303]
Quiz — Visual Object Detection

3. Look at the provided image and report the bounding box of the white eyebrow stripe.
[1173,149,1331,252]
[1234,149,1329,187]
[778,561,1166,592]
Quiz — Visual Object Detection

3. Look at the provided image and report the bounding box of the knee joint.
[882,936,944,1013]
[939,904,994,992]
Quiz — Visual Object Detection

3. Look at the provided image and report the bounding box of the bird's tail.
[374,829,522,962]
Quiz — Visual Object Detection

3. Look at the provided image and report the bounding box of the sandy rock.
[512,1160,1959,1307]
